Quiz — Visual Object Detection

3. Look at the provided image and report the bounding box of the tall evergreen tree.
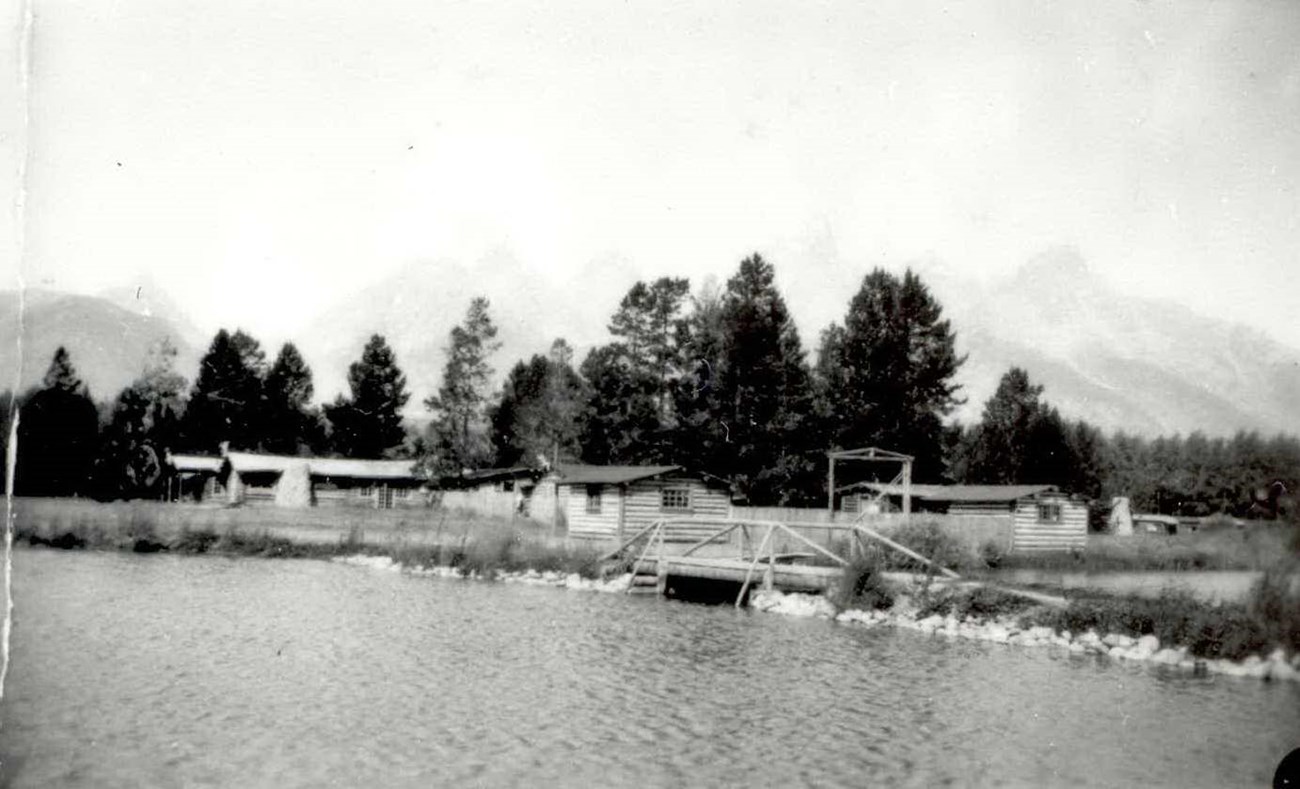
[424,297,501,471]
[181,329,266,453]
[15,347,100,497]
[490,339,588,468]
[714,254,815,504]
[576,278,691,464]
[577,343,661,464]
[960,367,1043,483]
[263,342,323,455]
[608,277,691,420]
[325,334,410,459]
[822,268,963,480]
[94,339,189,499]
[954,367,1103,500]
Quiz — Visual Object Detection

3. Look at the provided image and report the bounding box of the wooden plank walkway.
[632,556,843,592]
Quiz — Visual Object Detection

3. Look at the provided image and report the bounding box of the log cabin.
[550,465,731,543]
[850,483,1089,552]
[166,451,428,509]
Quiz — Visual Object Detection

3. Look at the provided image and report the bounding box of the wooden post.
[617,484,626,545]
[827,454,835,522]
[902,459,912,521]
[763,534,775,590]
[736,526,774,608]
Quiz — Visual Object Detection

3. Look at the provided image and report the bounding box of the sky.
[4,0,1300,350]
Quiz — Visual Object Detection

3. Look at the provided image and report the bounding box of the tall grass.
[11,497,603,578]
[1045,563,1300,660]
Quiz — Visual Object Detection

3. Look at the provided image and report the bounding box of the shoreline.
[328,551,1300,685]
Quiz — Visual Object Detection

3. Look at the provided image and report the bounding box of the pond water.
[993,569,1266,603]
[2,549,1297,788]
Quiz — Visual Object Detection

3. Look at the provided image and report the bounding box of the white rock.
[1103,633,1136,649]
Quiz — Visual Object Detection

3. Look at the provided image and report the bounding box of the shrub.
[830,550,895,611]
[171,527,221,554]
[980,540,1004,569]
[888,519,964,574]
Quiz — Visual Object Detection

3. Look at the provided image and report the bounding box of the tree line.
[3,254,1296,519]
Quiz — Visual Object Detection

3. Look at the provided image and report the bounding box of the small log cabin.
[551,465,730,542]
[166,451,429,509]
[165,453,225,502]
[854,483,1089,552]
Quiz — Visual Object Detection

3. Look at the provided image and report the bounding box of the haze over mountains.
[3,249,1296,438]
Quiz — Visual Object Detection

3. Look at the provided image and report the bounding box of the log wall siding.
[561,476,730,541]
[622,477,730,542]
[1011,494,1088,552]
[564,484,621,539]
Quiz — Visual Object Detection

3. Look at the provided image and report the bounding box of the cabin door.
[379,485,394,510]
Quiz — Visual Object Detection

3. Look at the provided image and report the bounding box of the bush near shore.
[832,547,1300,662]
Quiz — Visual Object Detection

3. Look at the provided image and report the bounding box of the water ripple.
[2,550,1297,788]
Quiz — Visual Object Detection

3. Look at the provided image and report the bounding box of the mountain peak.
[1011,247,1096,292]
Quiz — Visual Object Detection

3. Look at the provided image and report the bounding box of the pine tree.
[577,343,661,464]
[608,277,691,420]
[424,298,501,472]
[181,329,267,453]
[263,343,323,455]
[707,254,815,504]
[94,339,189,499]
[962,367,1043,483]
[490,339,588,467]
[824,268,963,480]
[15,347,100,497]
[576,279,691,465]
[325,334,410,459]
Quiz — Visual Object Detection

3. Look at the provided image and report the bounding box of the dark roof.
[440,466,543,488]
[554,465,682,486]
[850,483,1057,502]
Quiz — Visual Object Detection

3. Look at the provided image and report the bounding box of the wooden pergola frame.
[826,446,913,521]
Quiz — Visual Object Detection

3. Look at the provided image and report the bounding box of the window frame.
[660,487,692,513]
[1036,502,1063,523]
[585,485,603,515]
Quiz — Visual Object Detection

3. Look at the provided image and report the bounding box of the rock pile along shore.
[749,589,1300,683]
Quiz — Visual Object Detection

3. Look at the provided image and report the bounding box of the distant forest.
[4,253,1296,520]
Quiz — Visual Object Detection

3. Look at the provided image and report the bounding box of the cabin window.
[502,479,514,492]
[394,487,409,499]
[661,488,691,512]
[1037,503,1062,523]
[585,485,602,514]
[357,486,373,498]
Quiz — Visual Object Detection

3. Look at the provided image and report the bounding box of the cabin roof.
[167,453,223,473]
[554,464,683,486]
[850,483,1058,502]
[1132,513,1180,525]
[442,466,543,488]
[224,451,424,481]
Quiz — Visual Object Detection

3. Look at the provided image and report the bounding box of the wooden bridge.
[600,516,963,607]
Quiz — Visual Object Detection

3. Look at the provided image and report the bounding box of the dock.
[602,516,963,605]
[602,516,1065,608]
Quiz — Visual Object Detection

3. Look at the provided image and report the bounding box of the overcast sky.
[4,0,1299,349]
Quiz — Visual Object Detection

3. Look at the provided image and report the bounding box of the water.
[994,569,1265,603]
[2,550,1297,788]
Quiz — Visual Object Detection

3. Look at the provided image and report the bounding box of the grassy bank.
[832,549,1300,662]
[9,497,603,579]
[840,516,1298,573]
